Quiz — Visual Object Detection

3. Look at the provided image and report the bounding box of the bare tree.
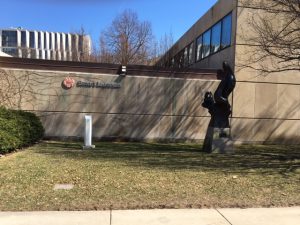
[238,0,300,74]
[98,34,114,63]
[99,9,154,65]
[158,31,174,57]
[152,31,174,67]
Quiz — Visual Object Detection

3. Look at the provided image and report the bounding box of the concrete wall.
[0,65,219,141]
[232,1,300,143]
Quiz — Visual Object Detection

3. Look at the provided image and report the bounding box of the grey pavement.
[0,207,299,225]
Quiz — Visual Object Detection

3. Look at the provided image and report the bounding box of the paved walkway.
[0,207,299,225]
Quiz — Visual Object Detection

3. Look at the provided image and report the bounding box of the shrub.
[0,107,44,154]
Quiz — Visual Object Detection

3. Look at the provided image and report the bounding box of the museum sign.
[62,76,121,89]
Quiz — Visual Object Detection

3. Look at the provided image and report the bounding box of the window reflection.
[188,42,194,65]
[211,21,221,53]
[164,12,232,68]
[21,31,26,48]
[66,35,69,49]
[29,32,35,48]
[184,46,188,66]
[221,13,232,49]
[196,35,202,61]
[202,30,211,58]
[2,31,17,47]
[38,32,42,49]
[44,33,47,49]
[61,34,64,50]
[3,47,18,56]
[49,34,53,50]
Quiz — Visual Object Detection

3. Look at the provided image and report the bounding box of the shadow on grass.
[34,141,300,174]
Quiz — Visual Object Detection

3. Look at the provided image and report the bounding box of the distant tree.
[99,9,154,65]
[238,0,300,74]
[158,31,174,57]
[98,34,114,63]
[152,31,174,67]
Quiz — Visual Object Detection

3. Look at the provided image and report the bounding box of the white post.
[83,115,95,149]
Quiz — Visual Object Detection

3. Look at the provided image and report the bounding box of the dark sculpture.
[202,62,236,153]
[202,61,236,128]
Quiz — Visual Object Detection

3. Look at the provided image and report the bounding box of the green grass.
[0,141,299,211]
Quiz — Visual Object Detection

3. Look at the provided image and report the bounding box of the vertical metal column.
[83,115,95,149]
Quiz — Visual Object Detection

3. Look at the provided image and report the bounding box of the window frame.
[220,13,232,50]
[201,29,211,59]
[194,12,233,63]
[2,31,18,47]
[21,31,27,48]
[195,35,203,62]
[29,32,35,49]
[188,41,194,65]
[210,21,222,54]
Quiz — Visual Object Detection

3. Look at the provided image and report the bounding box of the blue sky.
[0,0,218,47]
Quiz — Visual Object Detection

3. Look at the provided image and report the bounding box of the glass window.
[202,30,211,58]
[29,32,35,48]
[196,35,202,61]
[49,34,52,49]
[21,31,26,47]
[44,33,47,49]
[188,42,194,65]
[3,47,18,56]
[2,31,17,47]
[221,13,232,49]
[175,51,184,68]
[61,34,64,50]
[179,51,184,68]
[65,35,69,49]
[184,47,188,66]
[38,33,42,49]
[211,21,221,53]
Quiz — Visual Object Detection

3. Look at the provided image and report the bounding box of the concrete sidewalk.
[0,207,299,225]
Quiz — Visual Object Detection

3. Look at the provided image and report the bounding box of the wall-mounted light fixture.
[119,65,126,76]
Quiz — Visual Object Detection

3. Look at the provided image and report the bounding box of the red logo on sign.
[63,76,75,89]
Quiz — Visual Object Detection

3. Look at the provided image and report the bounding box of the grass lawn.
[0,141,299,211]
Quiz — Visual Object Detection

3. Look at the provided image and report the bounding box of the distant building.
[0,28,91,61]
[0,50,12,57]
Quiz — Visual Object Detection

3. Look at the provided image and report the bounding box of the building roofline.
[0,27,90,37]
[157,0,237,66]
[0,56,218,80]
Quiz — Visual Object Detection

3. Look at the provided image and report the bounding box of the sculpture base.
[202,127,233,154]
[82,145,95,150]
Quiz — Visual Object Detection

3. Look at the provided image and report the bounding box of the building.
[0,50,12,57]
[155,0,300,143]
[0,57,218,141]
[0,0,299,143]
[0,28,91,61]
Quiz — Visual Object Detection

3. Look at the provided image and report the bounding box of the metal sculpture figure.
[202,61,236,128]
[202,61,236,152]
